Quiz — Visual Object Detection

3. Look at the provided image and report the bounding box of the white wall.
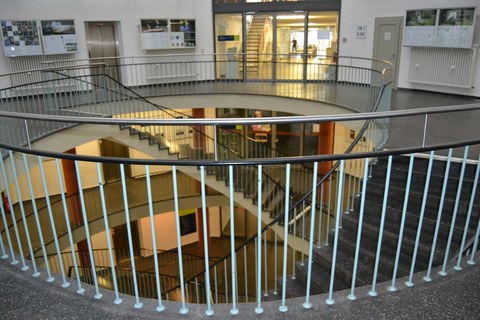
[138,206,221,252]
[0,0,213,73]
[340,0,480,97]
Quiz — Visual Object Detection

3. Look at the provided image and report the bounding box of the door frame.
[372,17,403,89]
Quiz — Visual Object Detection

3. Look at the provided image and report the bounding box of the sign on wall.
[1,20,42,56]
[404,7,476,48]
[1,19,78,56]
[140,19,196,50]
[41,20,78,54]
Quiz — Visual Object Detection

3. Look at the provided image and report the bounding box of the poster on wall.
[404,7,476,48]
[140,19,169,49]
[41,20,78,54]
[436,8,475,48]
[404,9,437,46]
[1,20,42,56]
[140,19,196,49]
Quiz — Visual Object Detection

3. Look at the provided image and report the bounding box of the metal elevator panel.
[86,22,120,82]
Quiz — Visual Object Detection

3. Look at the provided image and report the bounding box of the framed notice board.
[404,7,476,48]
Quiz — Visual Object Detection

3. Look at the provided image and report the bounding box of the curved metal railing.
[1,55,479,317]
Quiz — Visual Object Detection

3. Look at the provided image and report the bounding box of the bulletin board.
[404,7,476,48]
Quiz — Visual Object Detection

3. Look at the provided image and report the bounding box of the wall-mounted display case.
[404,7,476,48]
[141,19,196,49]
[1,19,78,57]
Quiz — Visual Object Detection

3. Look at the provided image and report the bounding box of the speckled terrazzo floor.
[0,253,478,319]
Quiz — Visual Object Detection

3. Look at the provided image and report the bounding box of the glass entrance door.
[214,11,339,83]
[276,13,305,81]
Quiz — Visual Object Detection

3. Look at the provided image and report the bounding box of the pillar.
[61,149,90,267]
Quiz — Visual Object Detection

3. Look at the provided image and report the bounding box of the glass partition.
[215,14,243,80]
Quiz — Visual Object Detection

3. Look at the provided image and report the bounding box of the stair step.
[295,261,348,294]
[341,213,445,270]
[334,227,411,279]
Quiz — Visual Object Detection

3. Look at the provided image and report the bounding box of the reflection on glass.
[276,14,305,80]
[215,14,243,80]
[306,11,339,81]
[245,14,273,80]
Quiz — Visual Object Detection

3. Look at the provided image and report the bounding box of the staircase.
[290,154,480,297]
[244,16,267,75]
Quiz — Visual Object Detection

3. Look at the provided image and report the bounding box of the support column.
[318,122,335,204]
[192,108,206,157]
[61,149,90,267]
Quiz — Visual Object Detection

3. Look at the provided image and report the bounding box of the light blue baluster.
[54,158,83,293]
[8,151,37,276]
[96,163,121,304]
[145,165,165,311]
[172,166,188,314]
[455,151,480,270]
[303,162,318,308]
[279,163,291,312]
[326,160,345,305]
[119,164,142,308]
[389,154,414,290]
[38,156,69,287]
[228,165,239,314]
[0,154,25,268]
[255,164,263,314]
[440,146,469,276]
[349,157,369,300]
[369,155,392,297]
[317,183,324,248]
[74,160,102,299]
[199,166,214,316]
[424,150,452,282]
[0,162,14,261]
[406,151,434,287]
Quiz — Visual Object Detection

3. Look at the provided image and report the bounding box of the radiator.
[408,47,477,89]
[8,54,75,87]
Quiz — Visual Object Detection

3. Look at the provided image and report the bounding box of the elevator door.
[86,22,120,84]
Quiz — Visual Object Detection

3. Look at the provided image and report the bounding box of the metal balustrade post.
[348,158,369,300]
[255,164,263,315]
[369,155,392,297]
[440,146,469,276]
[214,265,218,303]
[172,167,188,313]
[74,160,102,299]
[120,163,142,308]
[54,158,78,288]
[244,247,248,303]
[199,166,214,316]
[0,154,25,268]
[424,150,452,282]
[279,163,291,312]
[0,165,14,261]
[325,174,333,246]
[301,202,305,266]
[263,231,268,296]
[303,162,318,309]
[317,183,324,248]
[274,230,278,295]
[145,165,165,311]
[38,156,69,287]
[406,151,434,287]
[390,154,415,290]
[96,163,122,304]
[8,151,38,276]
[455,152,480,271]
[326,160,345,305]
[292,207,296,277]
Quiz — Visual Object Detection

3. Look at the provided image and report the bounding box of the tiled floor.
[0,88,479,318]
